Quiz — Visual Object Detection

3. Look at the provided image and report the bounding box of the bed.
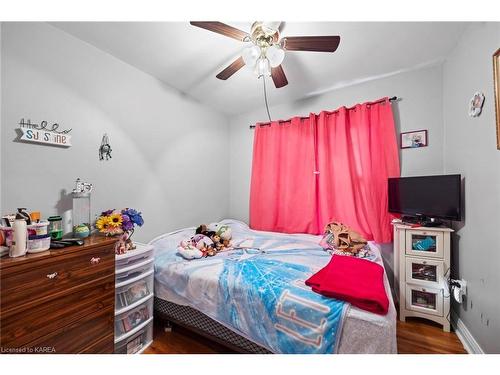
[150,219,397,354]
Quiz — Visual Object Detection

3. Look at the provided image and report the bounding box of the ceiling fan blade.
[271,65,288,88]
[282,36,341,52]
[190,22,248,41]
[216,57,245,80]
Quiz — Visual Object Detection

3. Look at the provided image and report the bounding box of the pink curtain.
[249,116,318,233]
[249,98,400,243]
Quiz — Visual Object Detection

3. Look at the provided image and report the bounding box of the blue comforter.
[151,219,349,353]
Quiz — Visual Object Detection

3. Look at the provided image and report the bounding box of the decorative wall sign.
[17,118,72,147]
[400,130,428,149]
[469,92,485,117]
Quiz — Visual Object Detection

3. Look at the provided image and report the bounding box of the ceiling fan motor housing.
[250,21,280,48]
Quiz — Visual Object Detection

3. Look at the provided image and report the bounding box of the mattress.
[150,219,397,354]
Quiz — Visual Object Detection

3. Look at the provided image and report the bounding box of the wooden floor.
[144,316,466,354]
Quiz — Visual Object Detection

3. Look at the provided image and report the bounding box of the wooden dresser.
[0,236,116,354]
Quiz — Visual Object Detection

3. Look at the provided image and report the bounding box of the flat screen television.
[388,174,462,221]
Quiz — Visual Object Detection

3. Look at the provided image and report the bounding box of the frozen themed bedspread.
[150,219,397,354]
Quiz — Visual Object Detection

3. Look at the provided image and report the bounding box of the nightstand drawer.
[405,230,444,258]
[405,257,444,287]
[1,243,114,315]
[405,284,443,316]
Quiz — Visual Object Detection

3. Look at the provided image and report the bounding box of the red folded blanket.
[305,255,389,315]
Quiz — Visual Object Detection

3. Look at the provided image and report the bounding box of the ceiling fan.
[190,21,341,88]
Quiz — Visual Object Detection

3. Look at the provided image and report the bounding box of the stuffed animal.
[177,240,204,259]
[216,225,232,248]
[183,223,233,258]
[191,234,217,257]
[195,224,215,238]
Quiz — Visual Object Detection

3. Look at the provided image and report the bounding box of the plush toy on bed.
[215,224,232,248]
[178,223,233,260]
[196,223,232,251]
[177,240,204,259]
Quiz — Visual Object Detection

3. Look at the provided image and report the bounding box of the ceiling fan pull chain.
[262,75,272,123]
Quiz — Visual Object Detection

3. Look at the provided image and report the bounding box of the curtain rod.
[249,96,401,129]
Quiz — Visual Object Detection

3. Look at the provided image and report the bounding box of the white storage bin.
[115,295,154,339]
[116,257,154,284]
[115,270,154,312]
[116,243,154,272]
[27,234,51,253]
[114,320,153,354]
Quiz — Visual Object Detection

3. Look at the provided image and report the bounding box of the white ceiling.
[51,22,469,116]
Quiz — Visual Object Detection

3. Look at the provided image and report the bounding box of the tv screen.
[388,174,462,221]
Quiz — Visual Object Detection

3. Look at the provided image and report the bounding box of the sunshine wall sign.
[17,118,72,147]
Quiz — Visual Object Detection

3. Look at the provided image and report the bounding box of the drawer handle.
[46,272,58,279]
[90,257,101,265]
[422,261,427,265]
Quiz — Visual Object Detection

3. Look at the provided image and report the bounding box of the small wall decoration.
[469,92,485,117]
[493,48,500,150]
[99,133,113,160]
[99,133,112,161]
[17,118,72,147]
[400,130,428,149]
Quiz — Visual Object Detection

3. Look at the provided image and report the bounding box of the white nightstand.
[393,220,453,332]
[114,243,155,353]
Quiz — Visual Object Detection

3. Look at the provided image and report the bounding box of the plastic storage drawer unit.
[116,257,154,284]
[114,243,155,353]
[114,320,153,354]
[115,295,154,339]
[116,244,154,271]
[115,270,154,312]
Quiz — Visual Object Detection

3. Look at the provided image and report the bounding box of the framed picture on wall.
[400,130,428,149]
[493,48,500,150]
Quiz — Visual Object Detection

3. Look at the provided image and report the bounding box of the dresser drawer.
[405,284,443,316]
[405,230,444,259]
[80,333,114,354]
[405,257,444,288]
[0,243,114,315]
[0,275,114,348]
[25,302,114,354]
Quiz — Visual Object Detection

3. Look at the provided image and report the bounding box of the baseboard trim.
[451,311,484,354]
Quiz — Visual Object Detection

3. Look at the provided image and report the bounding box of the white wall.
[443,22,500,353]
[1,22,229,242]
[229,64,445,224]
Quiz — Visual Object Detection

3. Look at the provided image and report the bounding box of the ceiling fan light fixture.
[242,45,261,69]
[266,44,285,68]
[254,57,271,78]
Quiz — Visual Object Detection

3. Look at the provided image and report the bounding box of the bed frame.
[154,297,271,354]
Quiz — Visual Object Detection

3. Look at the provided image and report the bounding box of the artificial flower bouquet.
[96,208,144,236]
[96,208,144,254]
